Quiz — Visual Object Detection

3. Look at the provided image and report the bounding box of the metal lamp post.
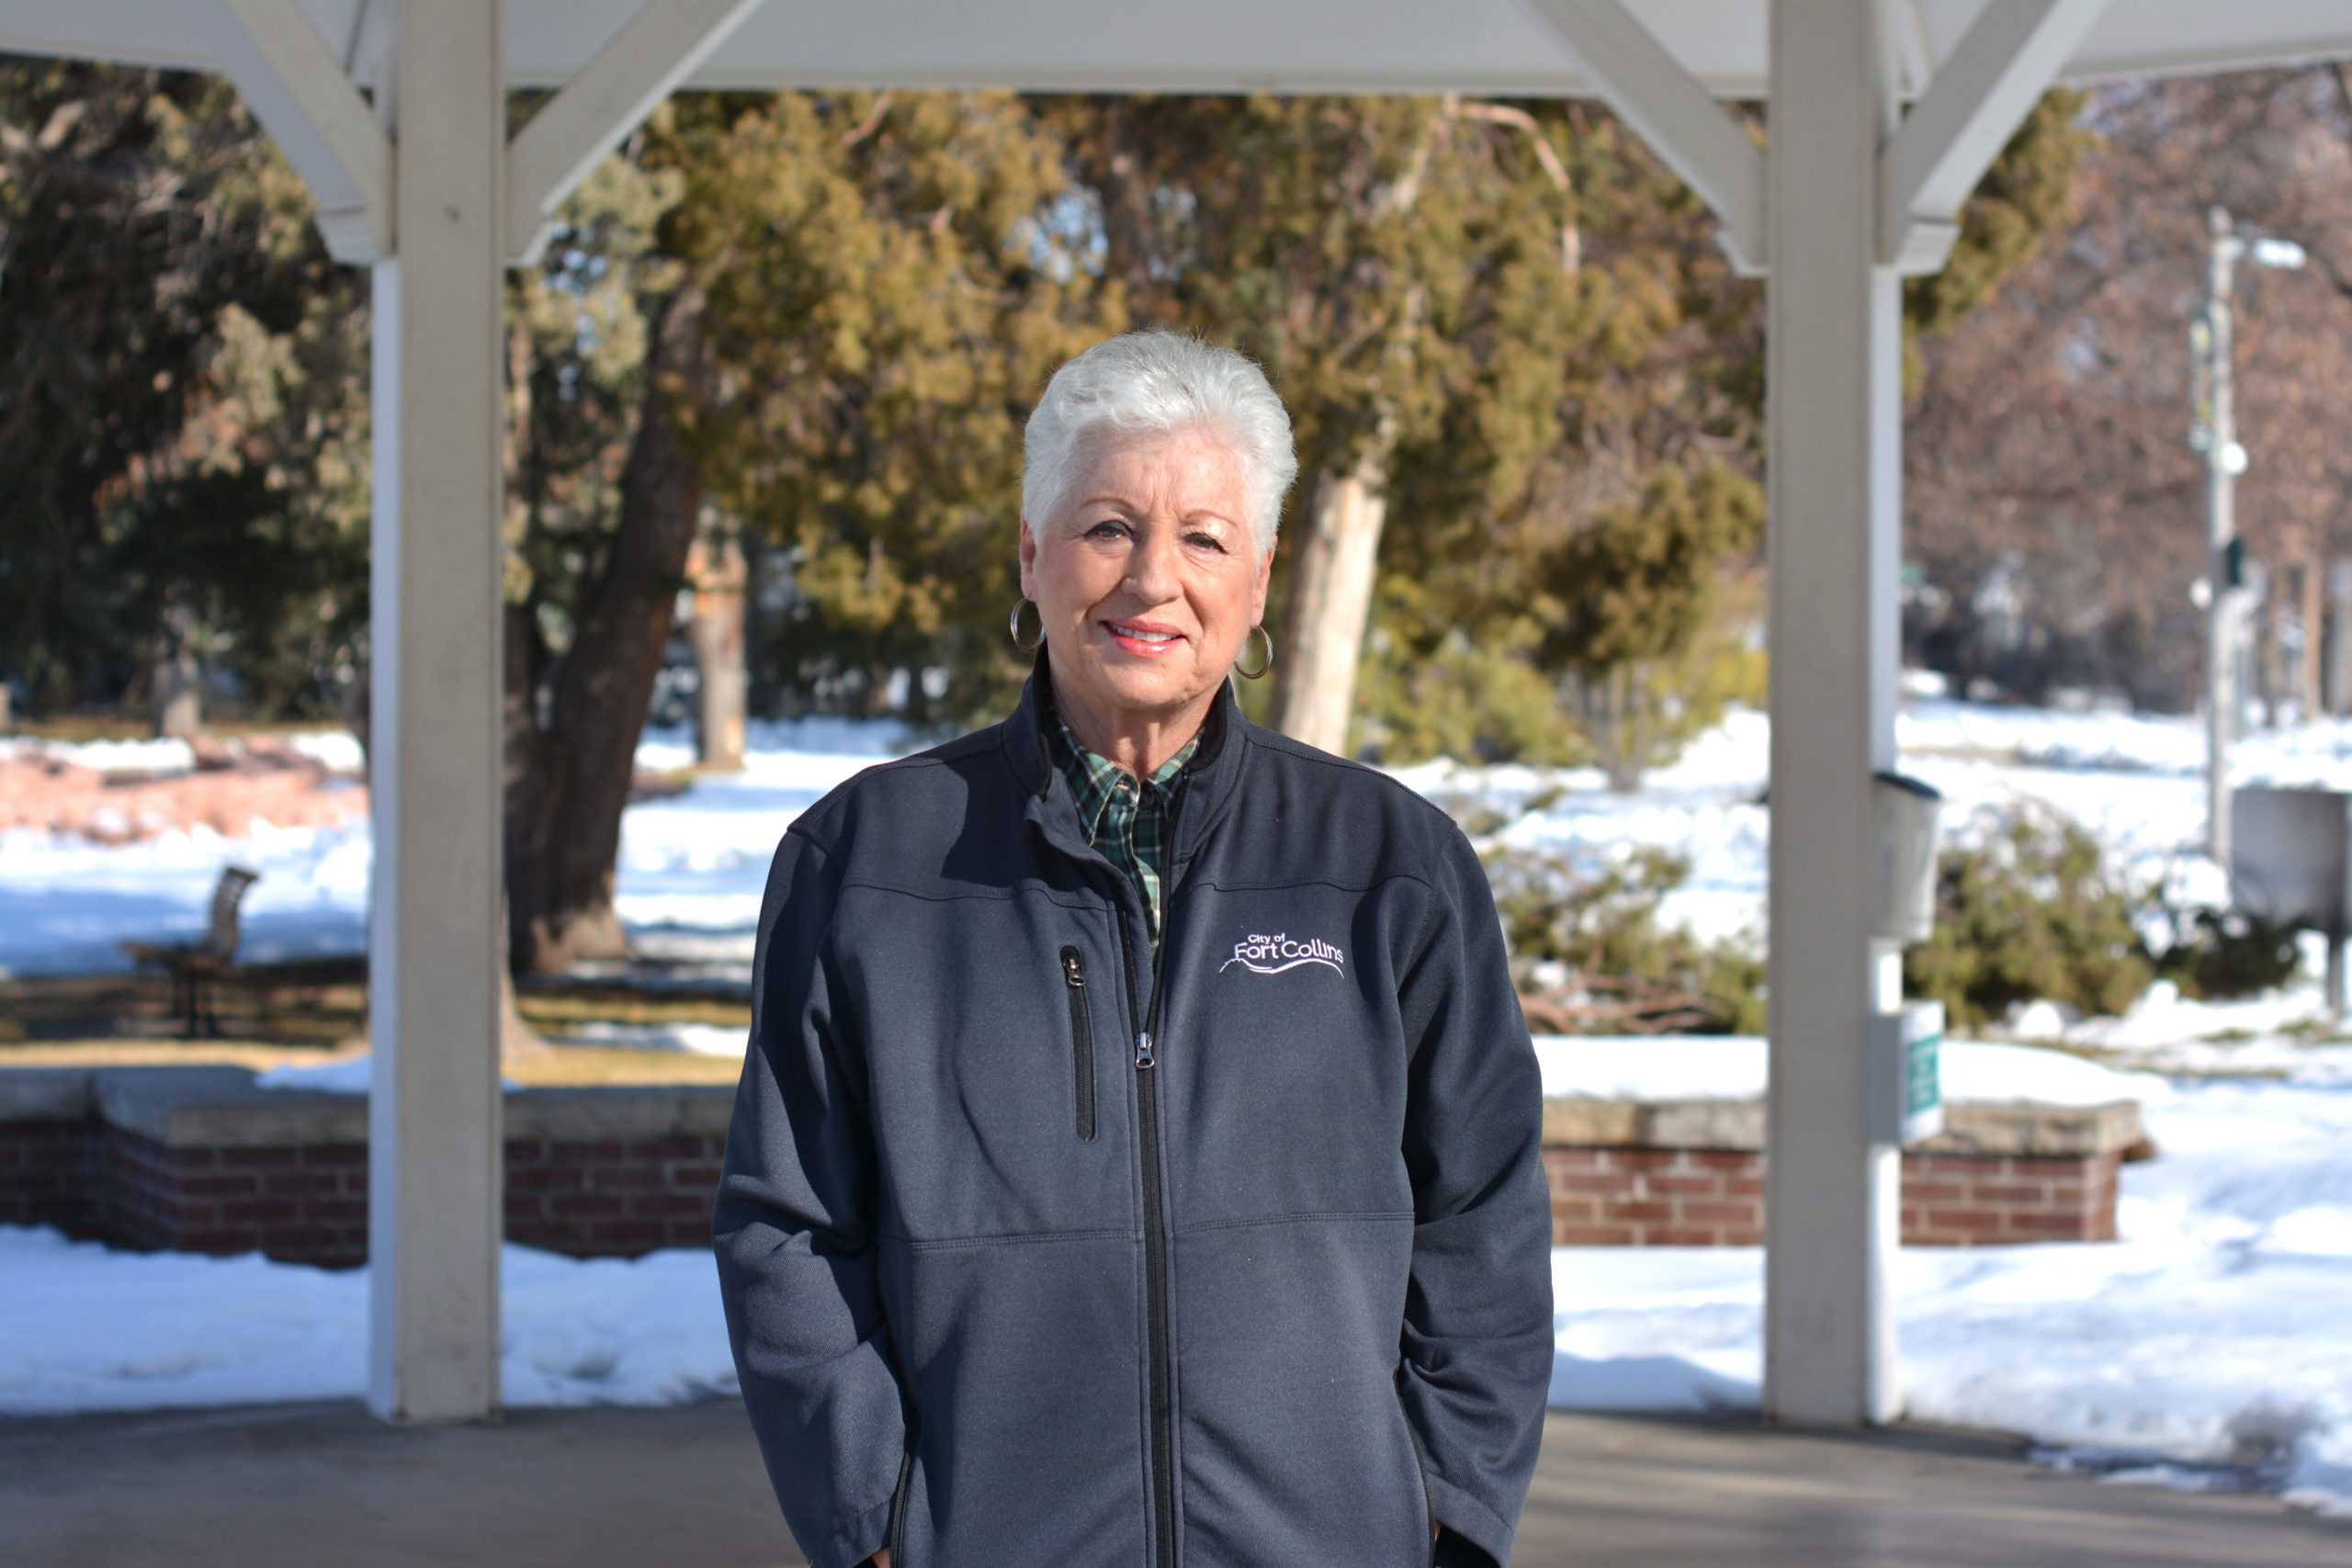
[2191,206,2304,868]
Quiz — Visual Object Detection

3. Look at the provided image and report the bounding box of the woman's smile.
[1099,616,1188,658]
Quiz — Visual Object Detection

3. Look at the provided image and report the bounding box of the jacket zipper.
[888,1432,912,1563]
[1060,945,1098,1141]
[1114,897,1179,1567]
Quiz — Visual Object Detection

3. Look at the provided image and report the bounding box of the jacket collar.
[1002,638,1250,874]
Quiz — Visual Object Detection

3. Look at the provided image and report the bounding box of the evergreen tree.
[1533,461,1765,789]
[0,59,370,723]
[1051,93,1583,754]
[669,91,1114,734]
[1372,91,2091,779]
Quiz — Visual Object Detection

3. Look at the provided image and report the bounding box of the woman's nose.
[1125,524,1182,602]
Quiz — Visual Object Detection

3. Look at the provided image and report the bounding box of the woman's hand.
[867,1551,892,1568]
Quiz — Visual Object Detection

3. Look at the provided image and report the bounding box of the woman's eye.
[1086,519,1127,539]
[1189,534,1227,553]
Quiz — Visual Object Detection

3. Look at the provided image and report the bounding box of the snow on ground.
[1535,1034,2162,1106]
[9,689,2352,1002]
[555,1020,751,1055]
[0,1226,738,1412]
[0,818,374,979]
[7,691,2352,1516]
[251,1055,523,1093]
[0,715,906,982]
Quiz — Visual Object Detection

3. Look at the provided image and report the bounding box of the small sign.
[1907,1022,1940,1122]
[1868,1000,1945,1145]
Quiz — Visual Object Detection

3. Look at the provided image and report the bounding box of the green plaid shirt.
[1047,707,1200,951]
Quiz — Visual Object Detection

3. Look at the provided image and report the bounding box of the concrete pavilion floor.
[3,1401,2344,1565]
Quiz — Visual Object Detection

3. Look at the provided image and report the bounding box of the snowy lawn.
[10,695,2352,988]
[6,695,2352,1517]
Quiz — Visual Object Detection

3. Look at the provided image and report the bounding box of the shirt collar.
[1047,705,1200,843]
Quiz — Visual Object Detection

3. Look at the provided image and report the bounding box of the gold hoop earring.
[1008,595,1045,654]
[1233,622,1273,680]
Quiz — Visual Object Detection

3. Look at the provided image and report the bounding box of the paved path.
[3,1399,2341,1565]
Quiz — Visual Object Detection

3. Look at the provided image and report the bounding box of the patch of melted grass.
[0,1036,743,1086]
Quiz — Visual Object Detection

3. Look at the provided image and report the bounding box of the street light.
[2250,236,2309,270]
[2193,206,2305,869]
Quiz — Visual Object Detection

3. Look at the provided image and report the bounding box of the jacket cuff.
[1425,1472,1514,1567]
[825,1486,897,1568]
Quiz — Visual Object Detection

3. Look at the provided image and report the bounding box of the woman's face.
[1019,425,1273,737]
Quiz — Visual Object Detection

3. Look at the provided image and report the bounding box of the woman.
[714,330,1554,1568]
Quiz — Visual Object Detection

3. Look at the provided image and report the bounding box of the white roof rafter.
[504,0,763,265]
[211,0,390,263]
[2,2,2349,103]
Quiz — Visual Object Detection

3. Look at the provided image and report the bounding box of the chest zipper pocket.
[1060,945,1098,1141]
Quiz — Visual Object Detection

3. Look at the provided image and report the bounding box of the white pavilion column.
[1762,0,1906,1427]
[366,0,507,1423]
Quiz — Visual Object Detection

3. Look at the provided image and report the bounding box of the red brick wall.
[8,1105,2124,1261]
[99,1128,369,1259]
[503,1134,728,1261]
[1900,1151,2121,1245]
[1543,1145,2124,1247]
[0,1117,101,1237]
[0,1119,728,1269]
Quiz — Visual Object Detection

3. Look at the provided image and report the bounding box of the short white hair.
[1021,330,1298,558]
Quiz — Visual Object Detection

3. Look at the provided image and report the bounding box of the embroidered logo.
[1217,931,1345,977]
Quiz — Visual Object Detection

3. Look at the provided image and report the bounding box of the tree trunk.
[687,511,748,773]
[505,283,712,975]
[1567,667,1645,794]
[2301,557,2324,723]
[1268,441,1394,756]
[338,896,551,1070]
[1263,118,1442,760]
[499,949,554,1066]
[2329,558,2352,717]
[152,599,203,739]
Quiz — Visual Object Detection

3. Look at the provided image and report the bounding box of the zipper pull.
[1135,1031,1155,1068]
[1062,950,1085,987]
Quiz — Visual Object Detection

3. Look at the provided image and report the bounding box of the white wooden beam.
[505,0,766,265]
[1763,0,1906,1429]
[1879,0,2109,272]
[1520,0,1766,275]
[366,0,506,1426]
[212,0,391,264]
[1876,0,1932,117]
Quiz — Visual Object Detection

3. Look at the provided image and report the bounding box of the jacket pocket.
[1059,944,1097,1141]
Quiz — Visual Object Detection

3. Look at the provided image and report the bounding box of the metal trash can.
[2231,785,2352,1017]
[1872,771,1944,945]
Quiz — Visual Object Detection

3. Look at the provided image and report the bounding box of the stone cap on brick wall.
[0,1065,734,1148]
[1541,1093,2143,1157]
[0,1065,95,1122]
[5,1061,2141,1159]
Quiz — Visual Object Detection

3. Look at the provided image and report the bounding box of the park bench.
[119,864,261,1038]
